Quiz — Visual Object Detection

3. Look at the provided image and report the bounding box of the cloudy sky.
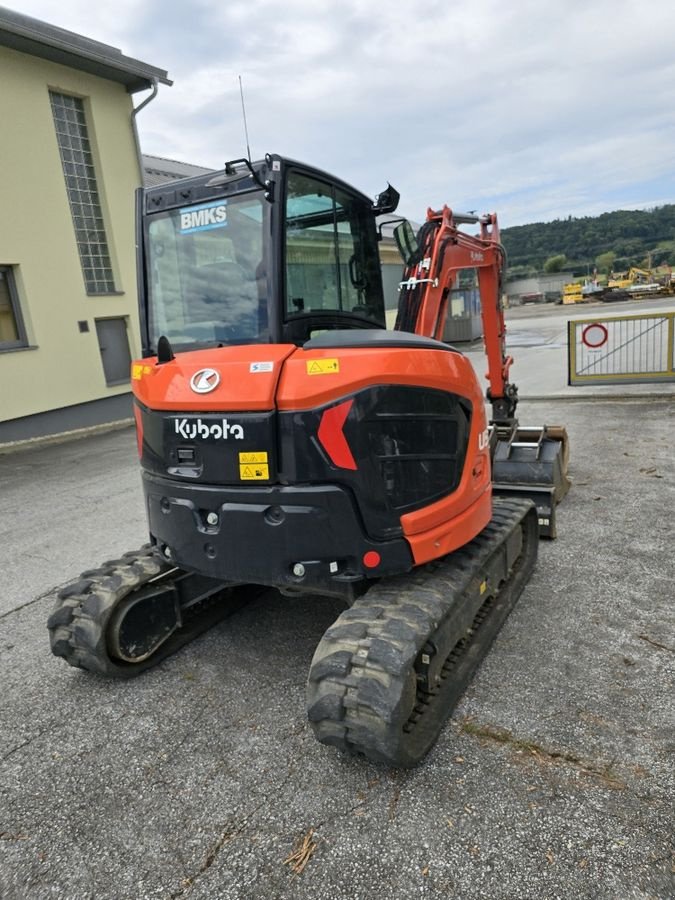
[15,0,675,226]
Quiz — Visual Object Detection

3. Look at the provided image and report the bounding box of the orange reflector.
[133,405,144,458]
[363,551,381,569]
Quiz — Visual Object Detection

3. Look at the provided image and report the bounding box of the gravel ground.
[0,397,673,900]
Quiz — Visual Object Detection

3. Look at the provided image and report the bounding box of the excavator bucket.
[490,425,570,538]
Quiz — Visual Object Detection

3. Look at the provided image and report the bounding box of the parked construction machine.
[48,155,569,767]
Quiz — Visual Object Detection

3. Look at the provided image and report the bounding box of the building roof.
[142,154,215,187]
[0,6,171,93]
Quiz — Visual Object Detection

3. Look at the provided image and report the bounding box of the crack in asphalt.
[459,719,628,789]
[0,586,57,622]
[166,770,296,899]
[638,633,675,654]
[164,761,395,899]
[1,727,50,763]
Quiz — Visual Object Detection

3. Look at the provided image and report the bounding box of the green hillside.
[501,204,675,278]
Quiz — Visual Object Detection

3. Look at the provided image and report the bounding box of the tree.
[595,251,616,274]
[543,254,567,273]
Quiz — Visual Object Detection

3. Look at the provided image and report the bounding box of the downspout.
[130,78,159,360]
[131,77,159,184]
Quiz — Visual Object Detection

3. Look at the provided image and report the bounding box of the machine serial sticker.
[239,451,268,465]
[250,361,274,373]
[239,463,269,480]
[306,359,340,375]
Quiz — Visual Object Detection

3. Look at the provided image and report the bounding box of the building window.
[49,91,116,295]
[0,266,27,349]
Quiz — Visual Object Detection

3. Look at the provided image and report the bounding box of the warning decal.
[239,451,269,479]
[306,358,340,375]
[239,463,269,480]
[239,451,268,465]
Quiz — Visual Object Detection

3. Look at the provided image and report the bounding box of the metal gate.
[568,311,675,385]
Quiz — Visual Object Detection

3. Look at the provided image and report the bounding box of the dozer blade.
[306,498,538,768]
[490,425,570,538]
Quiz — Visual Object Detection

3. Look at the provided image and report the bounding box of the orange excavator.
[48,155,568,767]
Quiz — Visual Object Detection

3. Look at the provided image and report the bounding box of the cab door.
[281,167,385,344]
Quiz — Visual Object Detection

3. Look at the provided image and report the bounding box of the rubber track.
[306,498,539,768]
[47,546,245,678]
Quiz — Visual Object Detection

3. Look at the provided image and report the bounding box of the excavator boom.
[393,206,569,534]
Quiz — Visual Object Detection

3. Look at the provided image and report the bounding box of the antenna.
[238,74,252,163]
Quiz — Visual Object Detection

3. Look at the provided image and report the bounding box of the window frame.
[49,90,118,296]
[0,265,28,351]
[281,168,385,343]
[144,189,268,351]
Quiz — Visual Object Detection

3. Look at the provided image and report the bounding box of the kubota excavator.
[48,154,569,767]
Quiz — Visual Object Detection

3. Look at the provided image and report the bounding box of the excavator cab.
[138,155,393,357]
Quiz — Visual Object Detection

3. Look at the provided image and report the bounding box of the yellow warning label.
[479,580,487,595]
[306,358,340,375]
[239,451,268,465]
[132,364,143,380]
[239,464,269,480]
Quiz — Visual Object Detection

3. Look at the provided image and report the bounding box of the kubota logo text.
[174,418,244,440]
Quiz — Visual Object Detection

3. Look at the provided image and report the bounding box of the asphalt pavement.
[0,310,674,898]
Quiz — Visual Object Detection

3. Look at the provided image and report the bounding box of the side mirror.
[373,183,400,215]
[394,220,420,266]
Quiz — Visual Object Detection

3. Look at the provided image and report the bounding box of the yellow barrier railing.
[568,311,675,385]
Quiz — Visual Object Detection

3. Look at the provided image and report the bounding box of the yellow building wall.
[0,44,143,423]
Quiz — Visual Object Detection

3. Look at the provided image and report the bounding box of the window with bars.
[49,91,116,294]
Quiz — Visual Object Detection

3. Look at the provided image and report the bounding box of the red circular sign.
[581,323,608,348]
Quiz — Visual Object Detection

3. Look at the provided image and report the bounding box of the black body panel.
[137,403,277,484]
[142,472,414,597]
[279,385,472,538]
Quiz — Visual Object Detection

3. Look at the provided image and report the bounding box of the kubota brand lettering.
[478,428,490,450]
[174,418,244,440]
[179,201,228,234]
